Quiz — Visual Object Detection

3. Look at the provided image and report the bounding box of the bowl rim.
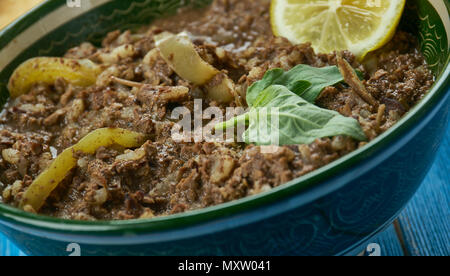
[0,0,449,235]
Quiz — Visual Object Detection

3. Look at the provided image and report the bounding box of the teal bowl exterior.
[0,0,448,256]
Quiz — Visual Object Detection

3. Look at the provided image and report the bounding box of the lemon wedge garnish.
[271,0,406,59]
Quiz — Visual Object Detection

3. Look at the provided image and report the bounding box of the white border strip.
[0,0,110,69]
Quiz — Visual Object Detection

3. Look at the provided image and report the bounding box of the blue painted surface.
[396,124,450,256]
[370,225,405,256]
[0,124,448,256]
[367,124,450,256]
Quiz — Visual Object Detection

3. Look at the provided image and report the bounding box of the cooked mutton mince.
[0,0,434,220]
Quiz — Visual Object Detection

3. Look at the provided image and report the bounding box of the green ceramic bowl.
[0,0,448,256]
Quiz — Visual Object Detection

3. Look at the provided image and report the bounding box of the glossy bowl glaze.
[0,0,448,256]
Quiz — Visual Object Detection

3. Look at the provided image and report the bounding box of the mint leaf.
[247,64,344,105]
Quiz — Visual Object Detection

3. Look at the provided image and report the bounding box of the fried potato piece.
[156,32,219,85]
[156,33,239,104]
[20,128,147,211]
[8,57,103,97]
[204,72,240,105]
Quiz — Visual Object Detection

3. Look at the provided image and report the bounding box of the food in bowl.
[0,0,434,221]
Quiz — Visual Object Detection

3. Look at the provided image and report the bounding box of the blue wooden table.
[368,124,450,256]
[1,125,449,256]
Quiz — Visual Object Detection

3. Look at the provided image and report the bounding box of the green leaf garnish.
[217,85,367,145]
[247,64,344,105]
[216,65,367,146]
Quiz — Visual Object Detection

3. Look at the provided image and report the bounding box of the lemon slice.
[271,0,406,59]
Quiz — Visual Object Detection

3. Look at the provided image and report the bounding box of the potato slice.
[8,57,103,97]
[156,33,219,85]
[204,72,238,104]
[156,33,239,104]
[210,155,235,184]
[20,128,146,211]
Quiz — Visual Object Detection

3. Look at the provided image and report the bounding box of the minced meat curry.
[0,0,434,220]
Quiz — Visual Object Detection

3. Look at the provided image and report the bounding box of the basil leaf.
[246,69,285,106]
[252,80,311,107]
[217,85,367,145]
[247,64,344,105]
